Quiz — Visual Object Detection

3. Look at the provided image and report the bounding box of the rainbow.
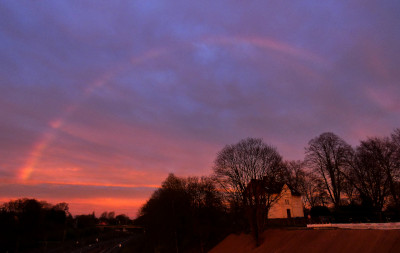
[18,131,55,180]
[17,48,168,182]
[17,37,325,182]
[204,35,327,65]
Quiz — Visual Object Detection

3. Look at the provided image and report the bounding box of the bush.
[310,206,331,218]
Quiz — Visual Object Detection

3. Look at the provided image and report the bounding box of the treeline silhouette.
[3,130,400,252]
[136,129,400,250]
[134,174,232,253]
[0,198,132,252]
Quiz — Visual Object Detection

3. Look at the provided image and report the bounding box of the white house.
[268,184,304,219]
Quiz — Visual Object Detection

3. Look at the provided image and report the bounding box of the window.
[285,199,289,205]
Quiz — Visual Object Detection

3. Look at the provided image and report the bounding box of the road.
[69,236,135,253]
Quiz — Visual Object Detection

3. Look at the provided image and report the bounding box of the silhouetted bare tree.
[305,132,353,208]
[281,160,306,191]
[298,171,329,208]
[283,162,330,208]
[391,129,400,209]
[344,138,392,212]
[341,178,358,204]
[213,138,283,245]
[391,128,400,150]
[213,138,282,205]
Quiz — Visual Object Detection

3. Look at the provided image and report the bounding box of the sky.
[1,1,400,218]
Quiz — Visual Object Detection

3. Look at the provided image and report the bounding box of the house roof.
[245,179,301,197]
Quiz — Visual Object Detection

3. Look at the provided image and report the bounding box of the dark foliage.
[0,198,135,252]
[0,198,68,252]
[310,206,331,218]
[333,203,376,223]
[135,174,230,253]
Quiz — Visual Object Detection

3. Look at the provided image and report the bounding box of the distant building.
[245,179,304,219]
[268,184,304,219]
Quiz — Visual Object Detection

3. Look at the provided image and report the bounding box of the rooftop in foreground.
[210,228,400,253]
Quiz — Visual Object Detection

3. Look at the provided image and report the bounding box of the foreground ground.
[210,228,400,253]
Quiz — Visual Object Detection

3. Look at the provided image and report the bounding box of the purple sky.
[1,1,400,217]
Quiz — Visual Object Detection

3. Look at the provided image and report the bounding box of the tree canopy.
[136,174,228,253]
[213,137,283,206]
[305,132,353,208]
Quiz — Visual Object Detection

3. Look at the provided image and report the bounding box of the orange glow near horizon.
[0,197,148,218]
[3,177,160,189]
[68,197,148,218]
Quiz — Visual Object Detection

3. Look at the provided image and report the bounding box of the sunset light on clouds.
[1,1,400,218]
